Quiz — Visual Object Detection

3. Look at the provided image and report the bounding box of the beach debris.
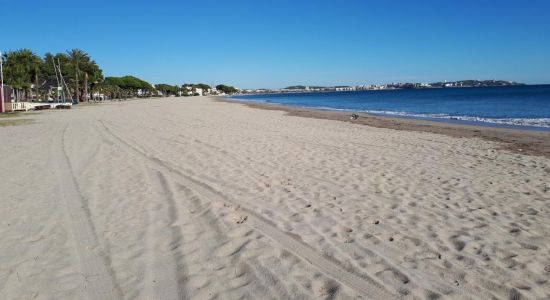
[315,279,340,297]
[389,237,394,242]
[236,215,248,224]
[350,113,359,120]
[374,220,380,225]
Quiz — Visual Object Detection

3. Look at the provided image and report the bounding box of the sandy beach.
[1,96,549,299]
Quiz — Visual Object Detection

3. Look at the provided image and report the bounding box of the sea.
[229,85,550,131]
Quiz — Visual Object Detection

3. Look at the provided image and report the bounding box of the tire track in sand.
[141,168,186,300]
[51,123,121,299]
[97,119,257,299]
[100,119,397,299]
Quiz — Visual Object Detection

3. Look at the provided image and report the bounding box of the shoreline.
[219,97,550,158]
[228,97,550,132]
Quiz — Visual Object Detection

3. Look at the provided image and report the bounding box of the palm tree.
[65,49,90,102]
[2,49,42,101]
[82,59,103,101]
[65,49,104,102]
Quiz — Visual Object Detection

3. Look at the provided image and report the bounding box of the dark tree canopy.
[105,76,153,91]
[183,83,211,90]
[155,84,180,95]
[216,84,238,94]
[2,49,41,90]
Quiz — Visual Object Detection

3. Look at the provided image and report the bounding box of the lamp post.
[0,50,4,113]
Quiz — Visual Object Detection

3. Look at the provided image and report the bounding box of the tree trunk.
[84,72,88,102]
[75,65,80,102]
[35,73,39,101]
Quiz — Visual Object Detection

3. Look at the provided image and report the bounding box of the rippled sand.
[1,97,549,299]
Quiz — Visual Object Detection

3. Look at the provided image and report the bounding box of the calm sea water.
[230,85,550,130]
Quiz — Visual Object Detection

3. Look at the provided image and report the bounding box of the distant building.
[335,86,356,91]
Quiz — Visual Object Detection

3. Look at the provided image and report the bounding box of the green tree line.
[1,48,239,102]
[216,84,238,94]
[1,48,155,102]
[2,49,104,101]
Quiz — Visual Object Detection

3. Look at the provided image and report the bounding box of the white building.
[335,86,356,92]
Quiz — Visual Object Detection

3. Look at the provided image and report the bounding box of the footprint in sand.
[289,213,304,222]
[214,238,250,257]
[448,234,467,251]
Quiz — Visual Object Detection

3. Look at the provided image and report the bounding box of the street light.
[0,50,4,113]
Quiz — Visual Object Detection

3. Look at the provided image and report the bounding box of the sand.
[226,99,550,158]
[0,96,549,299]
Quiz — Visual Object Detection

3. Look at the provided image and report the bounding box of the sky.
[2,0,550,88]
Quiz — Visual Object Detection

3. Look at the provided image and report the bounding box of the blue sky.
[3,0,550,88]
